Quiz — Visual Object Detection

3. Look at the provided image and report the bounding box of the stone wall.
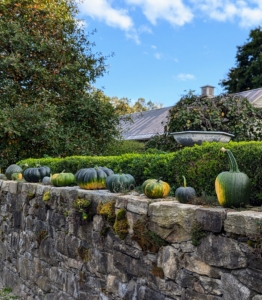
[0,180,262,300]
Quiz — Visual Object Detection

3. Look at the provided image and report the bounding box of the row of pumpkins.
[3,147,251,208]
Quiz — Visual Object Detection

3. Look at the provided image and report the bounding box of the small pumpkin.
[42,176,51,185]
[142,178,170,199]
[106,173,136,193]
[5,164,23,180]
[215,147,251,208]
[11,172,23,181]
[175,176,196,203]
[75,166,114,190]
[51,171,75,187]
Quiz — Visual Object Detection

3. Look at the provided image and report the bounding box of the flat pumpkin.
[23,165,51,183]
[215,147,251,208]
[142,178,170,199]
[175,176,196,203]
[106,173,135,193]
[75,167,114,190]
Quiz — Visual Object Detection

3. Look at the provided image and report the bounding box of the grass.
[0,288,19,299]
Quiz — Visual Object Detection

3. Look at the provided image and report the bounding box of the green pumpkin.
[42,176,51,185]
[215,147,251,208]
[142,178,170,199]
[106,173,135,193]
[51,171,75,187]
[75,167,114,190]
[11,172,23,181]
[5,164,23,180]
[175,176,196,203]
[23,165,51,183]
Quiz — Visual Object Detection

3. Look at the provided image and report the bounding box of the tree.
[110,96,162,115]
[220,27,262,93]
[166,91,262,142]
[0,0,120,167]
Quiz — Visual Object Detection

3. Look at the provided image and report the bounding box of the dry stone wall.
[0,180,262,300]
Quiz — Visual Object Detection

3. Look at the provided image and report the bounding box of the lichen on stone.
[151,263,164,279]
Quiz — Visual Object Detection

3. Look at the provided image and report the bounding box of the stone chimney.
[201,85,215,98]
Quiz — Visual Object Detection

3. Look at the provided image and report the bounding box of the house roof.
[235,87,262,107]
[119,106,172,141]
[120,87,262,141]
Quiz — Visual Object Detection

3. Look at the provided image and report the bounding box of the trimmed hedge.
[17,141,262,205]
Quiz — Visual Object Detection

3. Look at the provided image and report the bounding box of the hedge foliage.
[17,141,262,205]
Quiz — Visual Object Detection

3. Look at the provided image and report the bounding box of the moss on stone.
[113,209,129,240]
[151,263,164,279]
[97,201,116,225]
[77,246,89,262]
[132,219,168,253]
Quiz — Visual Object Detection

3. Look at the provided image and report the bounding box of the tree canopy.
[110,97,162,115]
[0,0,120,167]
[220,26,262,93]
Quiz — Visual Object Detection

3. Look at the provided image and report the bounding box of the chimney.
[201,85,215,98]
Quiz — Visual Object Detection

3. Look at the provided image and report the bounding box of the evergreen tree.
[220,27,262,93]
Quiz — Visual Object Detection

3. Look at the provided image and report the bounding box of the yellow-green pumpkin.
[51,171,75,187]
[215,147,251,208]
[142,178,170,199]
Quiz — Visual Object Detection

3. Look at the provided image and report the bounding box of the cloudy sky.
[77,0,262,107]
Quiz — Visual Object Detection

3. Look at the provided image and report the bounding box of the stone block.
[195,207,226,232]
[224,210,262,236]
[197,234,247,269]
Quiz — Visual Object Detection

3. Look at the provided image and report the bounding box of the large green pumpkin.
[5,164,23,180]
[51,171,75,187]
[142,178,170,199]
[106,173,135,193]
[23,165,51,183]
[175,176,196,203]
[75,167,114,190]
[215,147,251,208]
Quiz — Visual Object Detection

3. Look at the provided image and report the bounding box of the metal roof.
[120,87,262,141]
[120,106,172,140]
[235,87,262,107]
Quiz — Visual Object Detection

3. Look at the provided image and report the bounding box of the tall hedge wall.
[17,141,262,205]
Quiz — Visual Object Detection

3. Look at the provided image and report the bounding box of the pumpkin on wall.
[106,173,135,193]
[175,176,196,203]
[5,164,23,180]
[75,167,114,190]
[51,171,75,187]
[23,165,51,183]
[215,147,251,208]
[142,178,170,199]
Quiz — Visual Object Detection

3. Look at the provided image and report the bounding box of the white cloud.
[79,0,133,31]
[151,45,157,49]
[126,0,194,26]
[191,0,262,27]
[154,52,162,59]
[176,73,196,81]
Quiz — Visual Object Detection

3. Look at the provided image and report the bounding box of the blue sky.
[77,0,262,108]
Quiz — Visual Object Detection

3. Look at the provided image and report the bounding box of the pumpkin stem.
[221,148,240,172]
[157,177,163,182]
[182,175,187,188]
